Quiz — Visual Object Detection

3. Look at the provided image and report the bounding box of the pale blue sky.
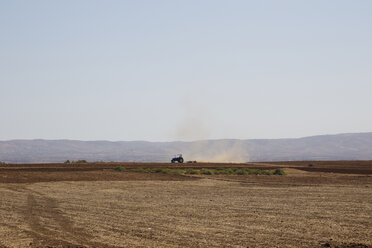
[1,0,371,141]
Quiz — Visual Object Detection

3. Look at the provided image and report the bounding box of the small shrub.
[215,168,234,175]
[235,169,247,175]
[261,170,273,175]
[170,169,184,175]
[249,169,260,175]
[114,166,125,172]
[160,168,171,174]
[185,169,199,174]
[273,168,286,175]
[200,169,214,175]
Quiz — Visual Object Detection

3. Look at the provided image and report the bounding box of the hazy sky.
[1,0,371,141]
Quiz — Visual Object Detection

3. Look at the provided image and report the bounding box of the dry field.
[0,161,371,248]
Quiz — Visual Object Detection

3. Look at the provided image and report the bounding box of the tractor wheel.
[179,158,184,163]
[171,160,175,163]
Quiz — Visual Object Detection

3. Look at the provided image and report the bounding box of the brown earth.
[0,161,371,248]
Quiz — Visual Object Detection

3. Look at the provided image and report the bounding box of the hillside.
[1,132,372,163]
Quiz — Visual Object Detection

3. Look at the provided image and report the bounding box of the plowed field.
[0,161,371,248]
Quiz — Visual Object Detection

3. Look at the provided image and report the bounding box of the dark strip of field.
[261,160,372,174]
[1,161,372,174]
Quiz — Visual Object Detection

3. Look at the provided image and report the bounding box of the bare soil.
[0,161,371,248]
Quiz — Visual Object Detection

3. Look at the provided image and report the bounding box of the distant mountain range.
[1,132,372,163]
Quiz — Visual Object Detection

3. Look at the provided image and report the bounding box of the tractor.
[171,154,184,163]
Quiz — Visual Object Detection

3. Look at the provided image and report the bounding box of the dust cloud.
[182,140,250,163]
[174,98,249,163]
